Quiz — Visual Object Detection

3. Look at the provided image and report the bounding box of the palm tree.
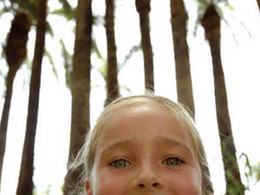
[135,0,154,91]
[105,0,119,105]
[200,3,245,194]
[16,0,47,194]
[0,12,31,189]
[256,0,260,11]
[170,0,195,118]
[63,0,93,194]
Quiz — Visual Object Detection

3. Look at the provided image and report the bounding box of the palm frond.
[60,39,72,89]
[119,44,141,70]
[45,48,59,81]
[52,0,74,21]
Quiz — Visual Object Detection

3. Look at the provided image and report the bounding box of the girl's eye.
[109,158,131,169]
[162,156,184,166]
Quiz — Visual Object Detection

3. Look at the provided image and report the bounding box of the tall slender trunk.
[0,12,31,190]
[135,0,154,91]
[201,5,245,194]
[170,0,195,118]
[105,0,119,105]
[256,0,260,11]
[64,0,92,194]
[0,70,15,187]
[16,0,47,194]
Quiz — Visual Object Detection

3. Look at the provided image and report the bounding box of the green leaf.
[60,39,72,89]
[253,163,260,181]
[51,0,75,20]
[45,49,59,81]
[224,4,234,10]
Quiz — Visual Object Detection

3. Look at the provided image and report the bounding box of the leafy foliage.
[241,153,260,192]
[0,0,36,22]
[4,12,31,70]
[51,0,74,20]
[194,0,234,36]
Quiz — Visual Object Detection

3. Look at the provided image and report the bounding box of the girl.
[69,95,213,195]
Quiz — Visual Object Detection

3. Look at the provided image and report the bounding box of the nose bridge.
[140,157,155,175]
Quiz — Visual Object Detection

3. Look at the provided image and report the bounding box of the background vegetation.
[0,0,260,194]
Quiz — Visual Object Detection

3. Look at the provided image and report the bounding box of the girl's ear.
[85,179,92,195]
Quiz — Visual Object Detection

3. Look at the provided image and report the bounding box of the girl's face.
[86,104,202,195]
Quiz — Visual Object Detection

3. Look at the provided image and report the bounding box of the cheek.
[165,168,202,195]
[92,169,130,195]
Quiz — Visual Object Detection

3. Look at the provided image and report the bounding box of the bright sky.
[1,0,260,194]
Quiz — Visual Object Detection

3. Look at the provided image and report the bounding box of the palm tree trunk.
[64,0,92,194]
[0,11,31,191]
[201,5,245,194]
[0,70,15,187]
[16,0,47,194]
[135,0,154,91]
[170,0,195,118]
[256,0,260,11]
[105,0,119,105]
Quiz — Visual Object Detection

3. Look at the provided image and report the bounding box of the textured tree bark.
[135,0,154,91]
[201,5,245,194]
[64,0,92,194]
[170,0,195,118]
[105,0,119,105]
[16,0,47,194]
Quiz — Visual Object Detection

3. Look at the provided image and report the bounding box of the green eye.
[109,158,131,169]
[162,157,184,166]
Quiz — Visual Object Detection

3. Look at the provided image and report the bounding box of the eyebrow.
[154,136,192,154]
[100,140,134,156]
[100,137,192,156]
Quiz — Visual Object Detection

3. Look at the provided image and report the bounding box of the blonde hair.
[69,95,213,194]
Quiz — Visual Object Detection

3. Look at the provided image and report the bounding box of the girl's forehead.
[103,103,167,125]
[98,104,193,146]
[95,100,198,152]
[104,102,186,129]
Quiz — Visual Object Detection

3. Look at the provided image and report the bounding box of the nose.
[137,180,161,190]
[133,163,163,191]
